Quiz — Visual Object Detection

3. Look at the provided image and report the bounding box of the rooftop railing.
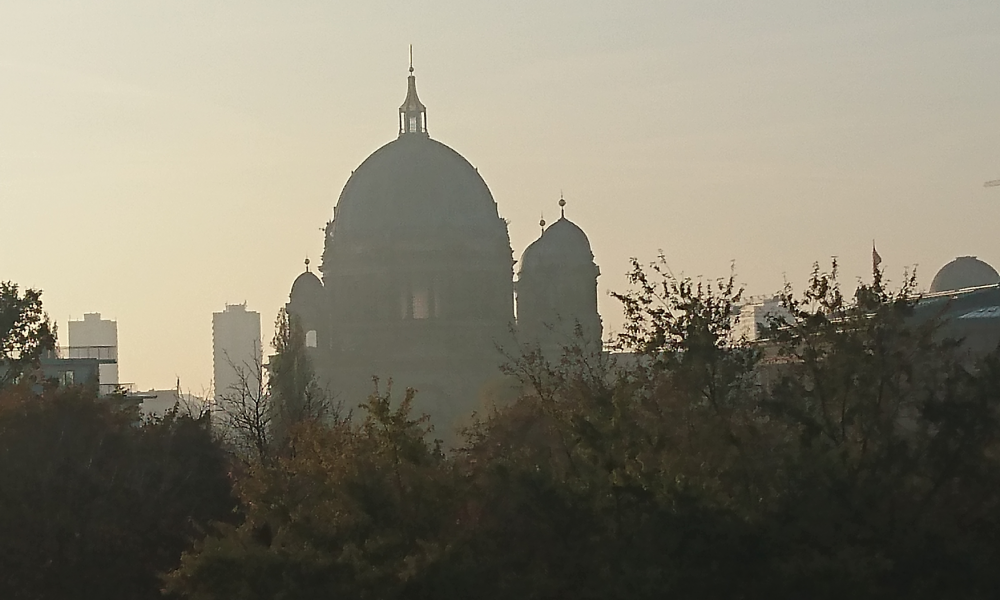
[59,345,118,362]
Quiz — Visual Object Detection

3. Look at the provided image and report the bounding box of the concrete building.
[67,312,118,388]
[284,67,602,431]
[212,303,262,403]
[916,255,1000,358]
[137,387,208,419]
[735,297,793,342]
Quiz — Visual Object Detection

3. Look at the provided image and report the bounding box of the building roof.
[327,70,507,244]
[332,133,502,241]
[290,269,323,300]
[929,256,1000,293]
[519,216,595,273]
[399,73,426,114]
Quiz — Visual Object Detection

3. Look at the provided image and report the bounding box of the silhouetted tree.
[0,386,235,600]
[215,308,333,466]
[165,381,449,600]
[269,308,331,444]
[0,282,56,387]
[164,260,1000,600]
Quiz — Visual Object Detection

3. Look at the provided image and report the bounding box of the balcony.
[59,345,118,363]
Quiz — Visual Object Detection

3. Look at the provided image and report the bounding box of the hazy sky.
[2,1,998,392]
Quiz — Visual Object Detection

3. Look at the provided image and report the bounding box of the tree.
[214,308,333,466]
[165,382,451,600]
[439,259,770,600]
[269,308,331,442]
[757,262,1000,598]
[165,259,1000,600]
[447,258,1000,599]
[0,282,56,387]
[0,385,235,600]
[214,352,273,465]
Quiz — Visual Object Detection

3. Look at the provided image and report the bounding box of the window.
[409,116,418,132]
[412,286,430,319]
[305,330,317,348]
[401,282,433,320]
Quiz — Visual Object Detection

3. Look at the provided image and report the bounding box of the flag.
[872,241,882,270]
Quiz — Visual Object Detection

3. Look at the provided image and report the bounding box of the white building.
[735,298,792,342]
[67,312,118,389]
[212,303,262,404]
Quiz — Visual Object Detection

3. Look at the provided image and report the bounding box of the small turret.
[288,258,326,349]
[516,196,602,355]
[399,46,428,136]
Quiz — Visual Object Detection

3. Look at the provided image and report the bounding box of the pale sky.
[1,1,998,392]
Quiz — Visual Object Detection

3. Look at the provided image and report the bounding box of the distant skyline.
[2,1,998,391]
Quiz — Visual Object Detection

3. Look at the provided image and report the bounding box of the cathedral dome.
[332,134,500,239]
[519,216,595,274]
[290,269,323,300]
[929,256,1000,293]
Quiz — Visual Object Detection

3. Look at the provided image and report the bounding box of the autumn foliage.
[3,264,1000,599]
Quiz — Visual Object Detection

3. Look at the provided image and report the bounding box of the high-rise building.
[67,313,118,388]
[212,303,262,403]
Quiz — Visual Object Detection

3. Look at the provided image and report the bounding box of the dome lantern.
[399,46,428,136]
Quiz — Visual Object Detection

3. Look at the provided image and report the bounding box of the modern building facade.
[286,67,602,431]
[67,312,118,388]
[212,303,262,403]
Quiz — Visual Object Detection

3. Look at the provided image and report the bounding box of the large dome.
[519,217,595,273]
[332,134,500,239]
[929,256,1000,293]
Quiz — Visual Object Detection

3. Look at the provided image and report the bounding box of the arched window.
[305,330,317,348]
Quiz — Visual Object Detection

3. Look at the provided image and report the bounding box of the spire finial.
[558,191,566,218]
[304,257,311,272]
[539,213,546,233]
[399,47,427,136]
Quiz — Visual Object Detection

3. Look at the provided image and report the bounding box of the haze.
[1,0,998,392]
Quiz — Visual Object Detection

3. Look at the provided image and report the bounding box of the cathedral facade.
[286,68,602,430]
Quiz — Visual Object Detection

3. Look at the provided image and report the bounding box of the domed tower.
[286,258,325,350]
[516,197,602,356]
[306,63,515,428]
[930,256,1000,293]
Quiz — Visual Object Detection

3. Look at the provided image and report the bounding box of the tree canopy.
[166,260,1000,599]
[3,264,999,599]
[0,281,56,387]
